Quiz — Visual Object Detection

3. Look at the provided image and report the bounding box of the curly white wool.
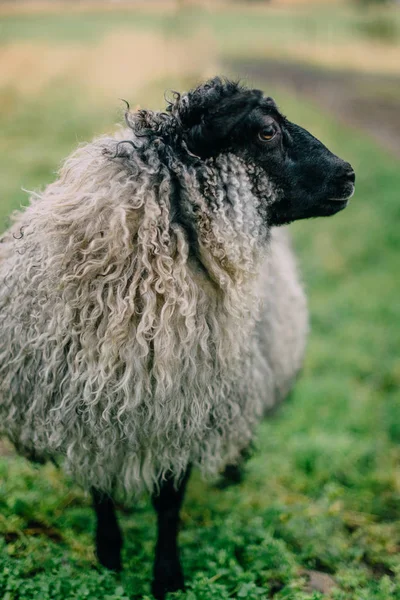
[0,129,307,499]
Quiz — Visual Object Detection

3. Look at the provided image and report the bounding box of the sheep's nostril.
[338,163,355,184]
[345,169,356,184]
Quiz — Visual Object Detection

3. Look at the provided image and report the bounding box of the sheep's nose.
[337,162,355,184]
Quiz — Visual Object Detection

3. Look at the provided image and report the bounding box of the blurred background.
[1,1,400,599]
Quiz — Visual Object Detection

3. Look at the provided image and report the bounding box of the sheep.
[0,77,355,599]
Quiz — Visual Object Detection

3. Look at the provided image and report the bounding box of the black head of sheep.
[161,76,355,226]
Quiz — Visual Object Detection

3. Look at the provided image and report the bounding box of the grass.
[1,80,399,600]
[1,6,400,600]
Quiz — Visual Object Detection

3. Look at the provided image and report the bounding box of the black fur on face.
[167,77,355,226]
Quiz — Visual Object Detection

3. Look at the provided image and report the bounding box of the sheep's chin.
[322,198,349,216]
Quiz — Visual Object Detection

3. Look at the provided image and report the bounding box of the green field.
[1,5,400,600]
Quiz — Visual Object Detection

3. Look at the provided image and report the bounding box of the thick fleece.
[0,85,307,499]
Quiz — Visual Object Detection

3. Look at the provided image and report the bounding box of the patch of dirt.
[303,569,337,595]
[0,42,84,95]
[0,28,217,102]
[229,58,400,157]
[82,29,216,102]
[24,519,63,542]
[4,520,63,543]
[0,437,15,456]
[256,40,400,77]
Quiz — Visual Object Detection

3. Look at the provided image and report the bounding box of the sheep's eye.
[258,126,276,142]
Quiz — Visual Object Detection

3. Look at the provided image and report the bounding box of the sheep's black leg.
[218,444,254,488]
[218,462,245,487]
[92,489,123,572]
[151,467,191,600]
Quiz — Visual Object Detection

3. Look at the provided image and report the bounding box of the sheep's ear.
[184,92,262,159]
[185,120,215,158]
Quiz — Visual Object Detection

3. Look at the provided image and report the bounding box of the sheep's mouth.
[323,183,354,215]
[321,198,349,217]
[328,198,349,207]
[329,182,355,203]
